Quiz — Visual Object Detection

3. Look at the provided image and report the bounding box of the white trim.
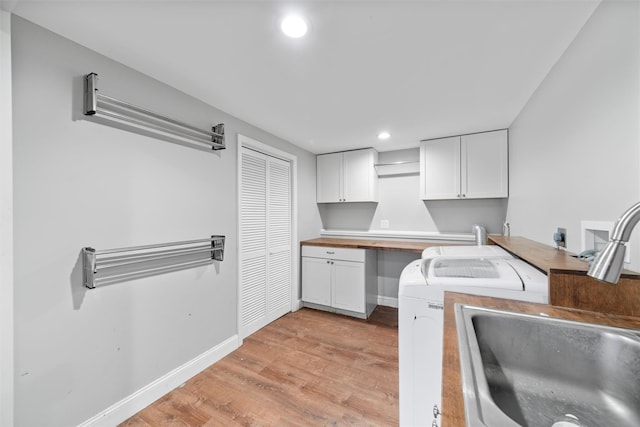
[320,229,475,242]
[0,10,13,427]
[377,295,398,308]
[237,134,299,339]
[78,335,239,427]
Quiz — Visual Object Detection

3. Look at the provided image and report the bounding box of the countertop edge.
[300,237,465,254]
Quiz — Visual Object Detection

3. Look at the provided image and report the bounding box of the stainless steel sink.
[455,304,640,427]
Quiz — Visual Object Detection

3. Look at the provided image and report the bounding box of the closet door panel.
[240,256,267,336]
[266,157,291,321]
[240,152,267,257]
[240,150,268,337]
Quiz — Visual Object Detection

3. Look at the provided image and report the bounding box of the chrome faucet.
[587,201,640,284]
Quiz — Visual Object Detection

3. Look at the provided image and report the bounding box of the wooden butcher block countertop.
[488,236,588,274]
[490,235,640,277]
[300,237,465,254]
[441,292,640,427]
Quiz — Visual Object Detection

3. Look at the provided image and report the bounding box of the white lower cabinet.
[332,260,365,313]
[301,256,333,306]
[301,246,377,318]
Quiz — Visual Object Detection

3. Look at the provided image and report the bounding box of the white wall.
[318,148,508,301]
[508,0,640,271]
[0,9,14,427]
[11,15,320,426]
[377,251,418,301]
[319,148,508,235]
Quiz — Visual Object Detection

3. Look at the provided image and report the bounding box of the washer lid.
[421,245,512,259]
[423,257,524,290]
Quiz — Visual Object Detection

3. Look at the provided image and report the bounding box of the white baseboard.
[377,295,398,308]
[300,297,397,309]
[78,335,239,427]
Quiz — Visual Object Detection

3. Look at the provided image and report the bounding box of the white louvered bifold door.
[266,157,291,322]
[240,150,267,337]
[240,148,292,339]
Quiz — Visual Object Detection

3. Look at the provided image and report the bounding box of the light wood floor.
[120,307,399,426]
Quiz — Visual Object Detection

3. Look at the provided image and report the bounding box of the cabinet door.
[301,257,332,306]
[462,130,508,198]
[316,152,342,203]
[343,149,378,202]
[332,259,365,313]
[420,136,461,200]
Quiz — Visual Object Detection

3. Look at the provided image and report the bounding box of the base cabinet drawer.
[302,245,366,262]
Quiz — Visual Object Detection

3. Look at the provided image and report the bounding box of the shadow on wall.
[318,202,377,230]
[70,250,87,310]
[424,198,508,234]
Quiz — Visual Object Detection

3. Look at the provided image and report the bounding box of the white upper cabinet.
[462,130,509,198]
[420,130,508,200]
[419,136,461,200]
[317,152,342,203]
[317,148,378,203]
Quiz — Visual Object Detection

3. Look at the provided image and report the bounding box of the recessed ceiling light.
[281,15,308,38]
[378,131,391,140]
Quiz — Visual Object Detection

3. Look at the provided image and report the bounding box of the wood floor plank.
[119,307,398,426]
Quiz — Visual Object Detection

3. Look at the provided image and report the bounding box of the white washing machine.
[420,244,514,259]
[398,246,548,427]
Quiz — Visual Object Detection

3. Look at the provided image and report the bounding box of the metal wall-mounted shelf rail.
[82,236,225,289]
[84,73,225,150]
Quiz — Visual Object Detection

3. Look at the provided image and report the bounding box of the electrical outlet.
[554,227,567,249]
[380,219,389,229]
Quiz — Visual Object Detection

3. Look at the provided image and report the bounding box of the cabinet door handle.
[326,251,335,255]
[326,260,330,264]
[462,194,466,198]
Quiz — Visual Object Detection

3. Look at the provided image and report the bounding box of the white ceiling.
[6,0,600,154]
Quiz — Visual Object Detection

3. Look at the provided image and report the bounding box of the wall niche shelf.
[374,161,420,177]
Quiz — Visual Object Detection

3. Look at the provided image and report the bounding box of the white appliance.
[398,246,548,427]
[420,244,512,259]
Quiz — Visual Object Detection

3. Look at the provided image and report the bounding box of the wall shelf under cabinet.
[374,161,420,177]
